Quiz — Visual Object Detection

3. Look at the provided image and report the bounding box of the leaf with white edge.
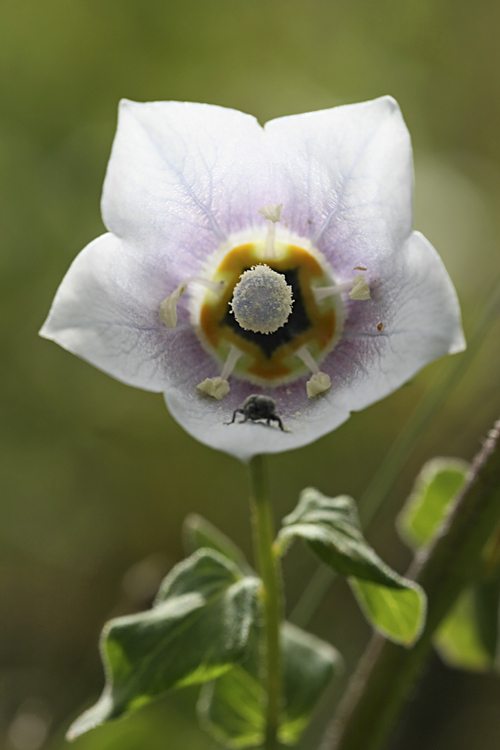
[199,621,342,748]
[183,513,252,573]
[277,488,426,646]
[278,488,409,588]
[398,457,470,550]
[435,577,500,672]
[67,550,259,740]
[349,577,426,646]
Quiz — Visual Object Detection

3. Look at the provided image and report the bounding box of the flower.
[40,97,465,462]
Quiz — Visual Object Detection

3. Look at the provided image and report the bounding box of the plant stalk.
[249,455,283,749]
[321,417,500,750]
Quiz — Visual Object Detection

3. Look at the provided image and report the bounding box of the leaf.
[398,458,500,668]
[278,488,408,587]
[435,578,500,672]
[199,621,342,748]
[349,578,426,646]
[398,457,470,550]
[68,550,259,740]
[183,513,252,574]
[277,488,426,645]
[434,589,492,671]
[398,459,500,670]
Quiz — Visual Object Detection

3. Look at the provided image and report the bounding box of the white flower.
[40,97,465,462]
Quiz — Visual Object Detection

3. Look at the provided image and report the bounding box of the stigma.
[230,265,293,334]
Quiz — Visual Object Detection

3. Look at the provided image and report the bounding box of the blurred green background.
[1,0,500,748]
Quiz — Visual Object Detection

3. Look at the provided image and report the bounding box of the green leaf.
[349,578,426,646]
[68,550,259,740]
[398,457,470,550]
[474,576,500,661]
[277,488,411,588]
[277,488,426,645]
[199,621,342,748]
[435,589,492,671]
[398,460,500,670]
[435,578,500,672]
[398,458,500,667]
[183,513,252,574]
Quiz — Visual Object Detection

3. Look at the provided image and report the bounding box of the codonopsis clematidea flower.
[40,97,465,461]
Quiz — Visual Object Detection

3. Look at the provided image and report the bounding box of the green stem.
[249,455,283,749]
[321,417,500,750]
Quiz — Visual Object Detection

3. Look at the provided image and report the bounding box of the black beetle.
[228,394,285,431]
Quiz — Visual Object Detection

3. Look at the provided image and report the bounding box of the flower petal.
[164,381,350,463]
[39,232,205,392]
[164,231,464,462]
[264,96,413,273]
[40,100,465,463]
[102,100,275,268]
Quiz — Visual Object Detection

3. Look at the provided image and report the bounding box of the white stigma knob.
[230,265,293,335]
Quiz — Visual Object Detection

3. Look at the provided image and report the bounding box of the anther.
[258,204,283,223]
[196,377,230,400]
[258,204,283,259]
[312,274,371,304]
[349,274,371,300]
[159,277,225,328]
[295,345,331,398]
[196,345,243,400]
[230,265,293,335]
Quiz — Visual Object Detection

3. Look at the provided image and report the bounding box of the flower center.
[230,265,293,334]
[191,237,344,387]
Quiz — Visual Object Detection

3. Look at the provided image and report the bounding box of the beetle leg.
[228,408,244,425]
[271,415,285,431]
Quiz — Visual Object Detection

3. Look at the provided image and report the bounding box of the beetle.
[228,394,285,431]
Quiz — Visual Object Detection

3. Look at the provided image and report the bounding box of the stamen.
[312,281,352,303]
[196,345,243,400]
[196,377,230,400]
[296,344,320,374]
[312,274,371,304]
[159,281,188,328]
[295,345,331,398]
[220,344,244,380]
[159,277,224,328]
[230,265,293,334]
[258,204,283,223]
[348,274,371,300]
[191,277,225,294]
[258,203,283,259]
[306,373,332,398]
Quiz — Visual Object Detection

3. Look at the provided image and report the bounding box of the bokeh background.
[2,0,500,748]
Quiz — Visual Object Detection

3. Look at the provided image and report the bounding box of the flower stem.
[249,455,283,749]
[321,417,500,750]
